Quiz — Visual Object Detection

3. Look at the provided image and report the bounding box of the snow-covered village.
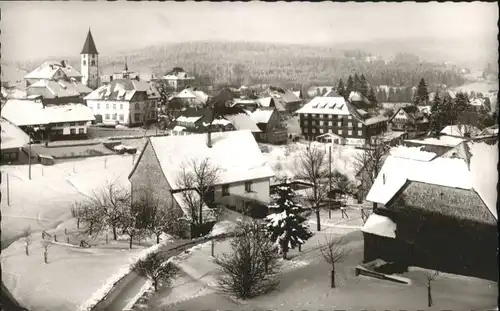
[0,2,498,311]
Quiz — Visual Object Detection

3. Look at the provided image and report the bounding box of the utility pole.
[328,145,332,219]
[6,172,10,206]
[28,135,32,180]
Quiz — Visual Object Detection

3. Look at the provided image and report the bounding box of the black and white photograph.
[0,1,498,311]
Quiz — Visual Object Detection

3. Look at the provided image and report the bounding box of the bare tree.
[425,270,439,307]
[40,240,52,264]
[330,170,354,195]
[134,186,183,244]
[133,252,179,292]
[23,226,33,256]
[121,202,144,249]
[353,137,390,201]
[70,202,85,229]
[176,157,220,227]
[295,143,330,231]
[79,201,106,237]
[319,235,349,288]
[87,181,130,241]
[215,221,280,299]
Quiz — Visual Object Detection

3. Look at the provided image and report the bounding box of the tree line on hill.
[91,42,466,89]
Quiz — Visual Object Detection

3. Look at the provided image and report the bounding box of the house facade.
[249,108,287,144]
[0,117,30,163]
[1,99,95,141]
[295,91,388,144]
[363,149,498,281]
[161,68,195,91]
[261,86,302,114]
[128,130,274,237]
[170,87,209,108]
[84,79,159,126]
[388,105,429,138]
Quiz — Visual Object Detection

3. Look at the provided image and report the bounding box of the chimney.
[61,60,66,68]
[207,131,212,148]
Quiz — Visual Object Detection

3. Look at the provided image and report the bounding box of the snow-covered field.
[1,154,135,245]
[261,142,362,182]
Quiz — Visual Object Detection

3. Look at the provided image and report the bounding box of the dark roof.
[324,90,342,98]
[390,181,497,225]
[81,29,99,55]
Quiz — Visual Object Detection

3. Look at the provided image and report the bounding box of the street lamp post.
[28,133,32,180]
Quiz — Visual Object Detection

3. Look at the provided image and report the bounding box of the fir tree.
[336,79,345,98]
[429,92,444,136]
[416,78,429,105]
[441,93,455,125]
[359,74,369,97]
[367,86,378,105]
[345,75,354,100]
[265,186,313,260]
[353,73,361,93]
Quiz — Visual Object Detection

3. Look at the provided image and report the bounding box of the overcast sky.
[1,1,498,62]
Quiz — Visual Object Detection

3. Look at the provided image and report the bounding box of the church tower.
[81,28,99,89]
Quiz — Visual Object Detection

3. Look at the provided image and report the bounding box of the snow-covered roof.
[0,117,30,150]
[84,79,159,101]
[176,116,202,124]
[1,99,95,126]
[250,109,274,124]
[258,97,274,108]
[172,126,186,132]
[201,118,232,127]
[161,72,194,80]
[364,115,389,125]
[390,145,438,162]
[361,214,396,238]
[24,61,82,80]
[173,88,208,103]
[147,130,274,190]
[27,80,91,98]
[1,87,27,99]
[224,114,261,132]
[295,96,349,115]
[367,141,498,219]
[172,190,215,222]
[404,136,465,147]
[479,124,499,136]
[440,125,482,137]
[233,99,259,106]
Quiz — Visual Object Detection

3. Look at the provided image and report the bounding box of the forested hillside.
[4,41,466,89]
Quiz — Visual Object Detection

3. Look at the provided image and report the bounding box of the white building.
[129,130,275,236]
[161,68,195,91]
[1,98,95,140]
[84,79,159,126]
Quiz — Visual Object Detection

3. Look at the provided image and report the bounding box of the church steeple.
[124,56,128,72]
[81,28,99,55]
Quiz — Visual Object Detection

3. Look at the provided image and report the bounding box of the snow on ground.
[1,236,146,311]
[261,142,362,182]
[1,155,135,244]
[207,220,238,237]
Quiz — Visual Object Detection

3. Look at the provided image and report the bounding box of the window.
[303,120,308,126]
[312,120,316,125]
[245,181,253,192]
[338,129,342,135]
[319,121,324,126]
[105,114,110,120]
[337,122,341,127]
[348,130,352,136]
[358,130,363,136]
[112,114,117,120]
[70,128,76,135]
[348,122,352,128]
[222,184,230,196]
[119,114,124,121]
[91,60,96,66]
[329,115,333,119]
[79,128,84,134]
[134,113,141,122]
[135,103,140,109]
[303,128,308,133]
[82,60,86,66]
[323,114,328,119]
[113,103,116,109]
[97,103,100,110]
[70,122,76,126]
[329,121,332,126]
[120,103,123,110]
[348,115,352,120]
[303,113,308,118]
[312,128,316,133]
[106,103,109,109]
[311,114,316,118]
[319,128,324,133]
